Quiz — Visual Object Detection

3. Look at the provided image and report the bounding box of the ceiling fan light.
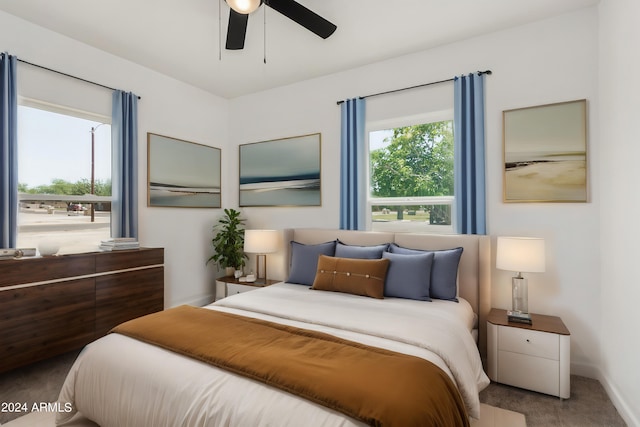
[226,0,262,14]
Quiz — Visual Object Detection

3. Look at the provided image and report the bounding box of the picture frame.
[503,99,587,203]
[147,133,221,208]
[239,133,321,207]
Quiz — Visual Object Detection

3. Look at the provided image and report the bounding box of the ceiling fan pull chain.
[263,6,267,64]
[218,0,222,60]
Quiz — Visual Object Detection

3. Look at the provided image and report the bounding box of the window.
[16,101,112,254]
[367,112,454,233]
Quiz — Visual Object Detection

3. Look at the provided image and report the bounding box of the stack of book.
[507,310,532,325]
[99,238,140,251]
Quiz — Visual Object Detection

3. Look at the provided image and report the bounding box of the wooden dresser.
[0,248,164,373]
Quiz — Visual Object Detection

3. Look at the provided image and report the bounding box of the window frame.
[20,96,111,124]
[365,109,456,233]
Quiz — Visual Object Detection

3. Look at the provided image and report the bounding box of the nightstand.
[215,275,278,300]
[487,308,570,399]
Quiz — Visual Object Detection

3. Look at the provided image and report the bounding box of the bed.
[56,229,491,427]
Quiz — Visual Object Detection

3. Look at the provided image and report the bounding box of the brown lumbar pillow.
[311,255,390,299]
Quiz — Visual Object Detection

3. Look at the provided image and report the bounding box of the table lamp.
[244,230,279,284]
[496,236,545,317]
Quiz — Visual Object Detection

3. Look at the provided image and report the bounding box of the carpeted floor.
[480,375,627,426]
[0,351,81,425]
[0,350,628,426]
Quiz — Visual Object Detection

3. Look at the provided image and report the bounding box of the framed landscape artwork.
[239,133,321,207]
[147,133,221,208]
[503,99,587,202]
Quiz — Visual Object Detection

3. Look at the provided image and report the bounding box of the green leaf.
[207,208,248,269]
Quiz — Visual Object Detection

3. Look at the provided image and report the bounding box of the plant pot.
[225,266,235,277]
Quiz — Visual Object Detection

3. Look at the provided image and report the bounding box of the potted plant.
[207,208,247,275]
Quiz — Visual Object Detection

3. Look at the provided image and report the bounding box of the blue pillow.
[388,244,463,301]
[382,251,434,301]
[335,242,389,259]
[287,240,337,285]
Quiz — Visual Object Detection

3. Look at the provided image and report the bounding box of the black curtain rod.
[336,70,492,105]
[17,58,141,100]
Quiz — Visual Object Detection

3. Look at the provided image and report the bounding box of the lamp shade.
[496,236,545,273]
[244,230,279,254]
[226,0,262,14]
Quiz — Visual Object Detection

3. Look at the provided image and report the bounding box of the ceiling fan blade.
[226,9,249,50]
[265,0,337,39]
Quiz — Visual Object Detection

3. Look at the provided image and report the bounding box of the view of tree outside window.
[368,120,454,232]
[16,104,112,254]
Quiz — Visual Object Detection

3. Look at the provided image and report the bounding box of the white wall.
[598,0,640,425]
[1,10,229,307]
[231,6,601,377]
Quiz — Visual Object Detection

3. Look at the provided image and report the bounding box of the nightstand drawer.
[227,283,258,295]
[499,326,559,360]
[216,276,278,301]
[498,350,560,396]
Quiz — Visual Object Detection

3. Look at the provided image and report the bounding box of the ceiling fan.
[224,0,337,50]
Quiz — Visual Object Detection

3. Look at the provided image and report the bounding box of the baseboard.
[570,361,637,426]
[172,294,215,308]
[596,368,639,427]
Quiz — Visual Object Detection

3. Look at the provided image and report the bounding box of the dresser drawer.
[499,326,559,360]
[498,350,560,396]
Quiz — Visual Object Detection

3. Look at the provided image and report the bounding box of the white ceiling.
[0,0,598,99]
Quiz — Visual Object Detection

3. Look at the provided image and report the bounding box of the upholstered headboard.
[274,228,491,360]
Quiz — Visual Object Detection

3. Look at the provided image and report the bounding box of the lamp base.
[255,254,268,284]
[511,276,529,314]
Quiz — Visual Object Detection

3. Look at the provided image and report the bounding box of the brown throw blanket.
[112,305,469,427]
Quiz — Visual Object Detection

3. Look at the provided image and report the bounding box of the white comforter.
[57,283,489,426]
